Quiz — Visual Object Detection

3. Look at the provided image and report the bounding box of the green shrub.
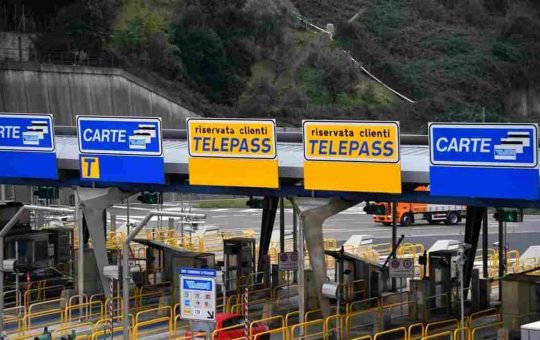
[492,39,531,62]
[420,34,470,57]
[362,0,409,40]
[298,67,331,105]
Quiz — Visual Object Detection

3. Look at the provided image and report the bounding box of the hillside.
[2,0,539,132]
[293,0,540,129]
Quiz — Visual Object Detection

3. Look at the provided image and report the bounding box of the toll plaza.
[0,113,538,340]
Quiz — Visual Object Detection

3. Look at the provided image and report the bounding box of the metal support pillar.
[392,202,397,291]
[0,185,5,203]
[463,206,485,295]
[257,196,279,273]
[75,187,131,296]
[498,216,505,300]
[279,197,285,253]
[292,205,298,252]
[392,202,397,256]
[122,210,204,340]
[74,191,84,309]
[292,204,298,283]
[291,198,358,319]
[0,205,74,335]
[482,209,488,279]
[297,212,305,327]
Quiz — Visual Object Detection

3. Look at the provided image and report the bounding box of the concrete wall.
[505,88,540,120]
[0,61,198,128]
[0,32,34,62]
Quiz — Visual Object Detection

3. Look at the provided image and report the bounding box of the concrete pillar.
[75,187,131,296]
[292,198,358,319]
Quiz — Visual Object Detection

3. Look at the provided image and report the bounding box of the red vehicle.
[186,313,269,340]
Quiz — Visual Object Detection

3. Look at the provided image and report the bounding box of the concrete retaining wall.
[0,61,198,128]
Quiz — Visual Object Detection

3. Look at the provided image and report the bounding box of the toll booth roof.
[503,272,540,283]
[324,249,382,268]
[133,238,214,257]
[224,237,256,243]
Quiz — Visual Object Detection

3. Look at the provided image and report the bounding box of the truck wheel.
[401,214,413,226]
[445,212,460,225]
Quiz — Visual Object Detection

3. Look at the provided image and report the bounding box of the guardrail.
[0,275,510,340]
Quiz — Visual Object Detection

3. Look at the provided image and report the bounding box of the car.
[4,267,73,301]
[186,313,269,340]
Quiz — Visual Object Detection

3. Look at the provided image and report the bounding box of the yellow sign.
[303,121,399,163]
[187,118,276,159]
[187,118,278,188]
[80,156,100,179]
[303,120,401,193]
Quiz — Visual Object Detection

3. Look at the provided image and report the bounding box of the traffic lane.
[203,209,540,252]
[108,205,540,253]
[203,208,538,234]
[374,232,540,255]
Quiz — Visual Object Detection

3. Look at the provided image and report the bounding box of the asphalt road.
[110,202,540,253]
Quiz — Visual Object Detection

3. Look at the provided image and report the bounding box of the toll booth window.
[35,240,48,261]
[222,316,247,328]
[198,258,208,269]
[8,241,31,265]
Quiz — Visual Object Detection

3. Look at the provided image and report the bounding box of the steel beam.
[257,196,279,273]
[279,197,285,253]
[482,209,488,278]
[498,215,505,300]
[2,178,540,209]
[463,206,485,295]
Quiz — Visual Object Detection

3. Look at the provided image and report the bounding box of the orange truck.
[371,186,466,226]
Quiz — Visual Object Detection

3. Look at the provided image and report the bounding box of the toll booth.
[1,203,73,272]
[411,250,456,322]
[412,249,491,323]
[324,250,389,303]
[133,239,215,299]
[223,237,256,293]
[501,273,540,338]
[5,227,73,270]
[429,250,457,301]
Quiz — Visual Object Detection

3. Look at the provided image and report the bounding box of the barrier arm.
[0,205,75,336]
[121,210,205,340]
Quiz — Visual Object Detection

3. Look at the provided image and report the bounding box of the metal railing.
[0,48,119,67]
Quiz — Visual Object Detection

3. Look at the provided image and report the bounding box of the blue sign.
[78,116,162,155]
[0,113,57,179]
[183,278,213,291]
[179,267,217,278]
[429,123,539,200]
[179,267,216,321]
[430,124,537,168]
[77,116,164,184]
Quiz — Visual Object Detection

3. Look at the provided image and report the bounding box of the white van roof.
[344,235,374,247]
[428,240,460,253]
